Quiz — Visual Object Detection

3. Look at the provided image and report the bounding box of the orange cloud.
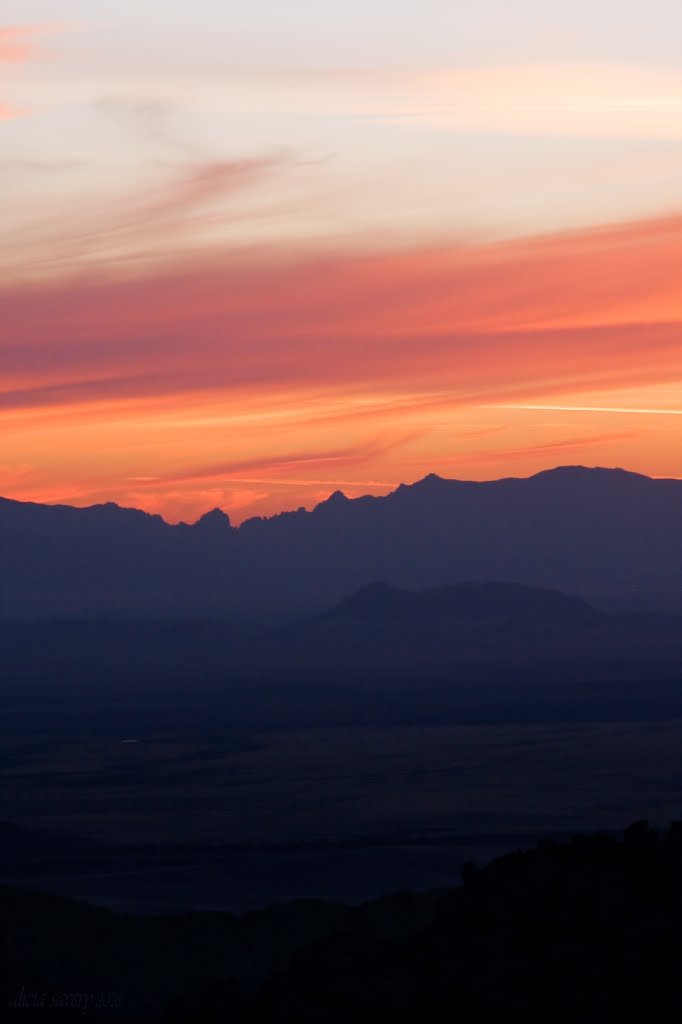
[138,432,422,488]
[446,430,644,465]
[1,210,680,521]
[2,212,681,405]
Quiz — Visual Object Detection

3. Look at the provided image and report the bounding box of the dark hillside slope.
[2,823,680,1023]
[2,466,682,619]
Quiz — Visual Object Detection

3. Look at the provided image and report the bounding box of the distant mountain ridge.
[2,466,682,620]
[324,581,598,624]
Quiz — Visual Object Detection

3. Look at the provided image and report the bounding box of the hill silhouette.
[325,580,598,624]
[2,465,682,620]
[2,822,681,1022]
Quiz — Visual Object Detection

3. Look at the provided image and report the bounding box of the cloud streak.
[491,404,682,416]
[2,211,680,410]
[448,430,643,465]
[147,434,419,487]
[388,63,682,140]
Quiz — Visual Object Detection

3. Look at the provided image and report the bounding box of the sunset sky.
[1,3,681,523]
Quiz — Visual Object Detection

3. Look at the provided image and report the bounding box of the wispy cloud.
[384,64,682,141]
[50,59,682,141]
[492,404,682,416]
[146,433,421,487]
[449,430,643,464]
[0,152,288,278]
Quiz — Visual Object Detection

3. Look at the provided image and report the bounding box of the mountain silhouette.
[324,580,598,624]
[2,465,682,620]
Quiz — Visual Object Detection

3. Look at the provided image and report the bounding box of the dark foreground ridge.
[3,822,681,1022]
[3,465,682,620]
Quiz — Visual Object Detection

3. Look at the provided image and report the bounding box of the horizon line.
[4,462,679,527]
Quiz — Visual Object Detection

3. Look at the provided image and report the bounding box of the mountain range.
[2,465,682,621]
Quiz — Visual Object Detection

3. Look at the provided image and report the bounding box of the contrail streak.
[489,404,682,416]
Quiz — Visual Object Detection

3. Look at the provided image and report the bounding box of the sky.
[1,4,681,523]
